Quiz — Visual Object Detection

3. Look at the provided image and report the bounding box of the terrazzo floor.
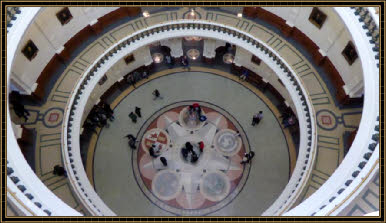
[93,71,290,216]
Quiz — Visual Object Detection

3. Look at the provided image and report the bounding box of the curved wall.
[8,6,378,216]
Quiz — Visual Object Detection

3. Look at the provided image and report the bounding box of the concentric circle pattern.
[134,102,250,215]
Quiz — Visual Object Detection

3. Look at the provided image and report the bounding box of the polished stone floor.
[93,71,290,216]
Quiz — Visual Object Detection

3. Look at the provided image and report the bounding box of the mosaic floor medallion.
[133,102,250,215]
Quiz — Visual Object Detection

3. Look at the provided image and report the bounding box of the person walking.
[152,89,163,100]
[135,106,142,118]
[128,112,137,123]
[252,111,263,126]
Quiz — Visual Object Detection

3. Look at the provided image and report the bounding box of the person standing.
[152,89,163,100]
[160,157,168,166]
[128,112,137,123]
[127,74,136,88]
[181,55,190,70]
[198,141,204,152]
[125,134,137,149]
[135,106,142,118]
[239,69,249,81]
[102,103,114,121]
[165,55,173,69]
[252,111,263,126]
[142,70,149,79]
[240,151,255,164]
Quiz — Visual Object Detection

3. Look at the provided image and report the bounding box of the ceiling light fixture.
[237,13,243,18]
[143,11,150,18]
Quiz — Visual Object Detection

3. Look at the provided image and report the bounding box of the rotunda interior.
[5,5,380,218]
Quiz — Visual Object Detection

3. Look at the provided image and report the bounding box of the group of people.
[126,70,149,89]
[188,103,206,122]
[10,91,30,121]
[241,151,255,164]
[164,54,190,71]
[85,102,114,133]
[181,141,204,164]
[128,106,142,123]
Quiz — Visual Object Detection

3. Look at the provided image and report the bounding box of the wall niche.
[342,41,358,65]
[21,40,38,61]
[56,7,73,25]
[309,7,327,29]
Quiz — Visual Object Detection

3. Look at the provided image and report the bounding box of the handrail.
[62,19,317,215]
[284,7,379,216]
[6,7,21,32]
[6,7,81,216]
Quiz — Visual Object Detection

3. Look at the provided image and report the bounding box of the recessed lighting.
[143,11,150,17]
[237,13,243,18]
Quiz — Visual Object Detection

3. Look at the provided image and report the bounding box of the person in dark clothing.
[98,113,108,127]
[135,106,142,118]
[149,146,160,158]
[191,152,198,163]
[125,134,137,149]
[165,55,173,69]
[181,147,189,160]
[128,138,136,149]
[181,55,190,70]
[241,151,255,164]
[92,115,103,128]
[152,89,163,100]
[13,103,30,121]
[125,134,136,141]
[128,112,137,123]
[252,111,263,126]
[142,71,149,79]
[84,119,98,134]
[160,157,168,166]
[283,116,296,128]
[53,165,67,177]
[127,74,136,88]
[185,142,193,153]
[102,103,114,121]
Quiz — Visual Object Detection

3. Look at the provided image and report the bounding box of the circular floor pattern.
[93,70,290,216]
[134,102,249,216]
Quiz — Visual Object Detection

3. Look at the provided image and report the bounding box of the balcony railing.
[62,20,317,215]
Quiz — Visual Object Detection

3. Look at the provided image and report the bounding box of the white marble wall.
[11,7,118,94]
[234,46,296,112]
[262,7,363,98]
[160,38,183,58]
